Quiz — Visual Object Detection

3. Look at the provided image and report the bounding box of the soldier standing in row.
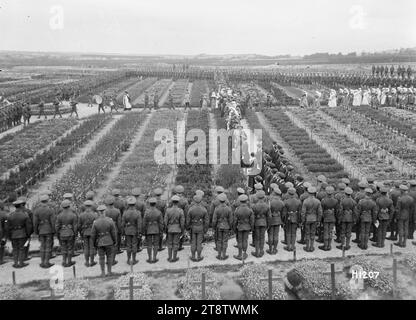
[319,186,338,251]
[373,187,394,248]
[186,195,209,261]
[91,205,117,277]
[283,187,302,252]
[165,196,185,262]
[69,97,79,119]
[121,197,142,265]
[33,195,55,268]
[112,189,125,254]
[55,200,77,267]
[38,99,47,120]
[132,188,146,252]
[144,198,163,263]
[395,185,414,248]
[301,187,322,252]
[104,196,122,265]
[267,187,284,254]
[212,193,233,260]
[8,199,32,268]
[357,188,377,250]
[252,190,269,257]
[22,103,31,126]
[0,201,8,265]
[153,188,166,251]
[233,194,253,260]
[78,200,97,267]
[53,97,62,119]
[337,187,356,250]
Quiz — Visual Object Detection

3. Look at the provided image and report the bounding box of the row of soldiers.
[371,65,413,78]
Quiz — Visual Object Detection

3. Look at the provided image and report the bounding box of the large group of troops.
[1,140,415,277]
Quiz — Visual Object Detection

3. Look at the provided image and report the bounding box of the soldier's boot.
[319,239,326,251]
[197,250,203,262]
[345,237,351,250]
[167,248,173,262]
[67,254,75,267]
[0,246,5,265]
[62,254,67,267]
[272,241,278,254]
[137,238,142,252]
[44,252,54,268]
[12,250,19,268]
[327,239,332,251]
[84,253,90,267]
[106,262,113,277]
[234,248,243,260]
[146,247,152,263]
[222,247,228,260]
[39,251,45,268]
[24,245,31,261]
[251,245,260,258]
[90,255,97,267]
[18,249,28,268]
[336,237,345,250]
[310,239,315,252]
[402,237,407,248]
[158,236,165,251]
[266,243,273,255]
[216,244,222,260]
[132,253,138,265]
[303,239,310,252]
[112,249,118,266]
[152,247,158,263]
[394,236,402,247]
[172,249,179,262]
[190,250,197,262]
[126,250,131,265]
[387,231,397,241]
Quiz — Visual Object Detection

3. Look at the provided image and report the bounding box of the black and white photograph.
[0,0,415,305]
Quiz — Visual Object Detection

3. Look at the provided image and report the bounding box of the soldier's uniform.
[104,196,122,265]
[251,191,269,257]
[334,183,346,243]
[121,198,142,265]
[374,189,394,248]
[212,194,233,260]
[337,188,356,250]
[283,188,302,251]
[0,202,8,265]
[395,185,415,247]
[154,188,166,251]
[387,184,401,240]
[186,195,209,261]
[233,195,254,260]
[301,187,323,252]
[357,189,377,250]
[78,201,97,267]
[408,181,416,240]
[143,199,163,263]
[7,200,32,268]
[165,196,185,262]
[353,182,368,243]
[319,187,339,251]
[53,98,62,118]
[33,196,55,268]
[38,100,47,119]
[55,200,78,267]
[91,206,117,276]
[209,186,228,250]
[132,188,146,251]
[267,188,284,254]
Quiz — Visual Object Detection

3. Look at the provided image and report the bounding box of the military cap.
[380,187,389,193]
[105,196,115,205]
[321,182,328,189]
[97,204,107,211]
[269,183,278,190]
[112,189,121,196]
[236,187,245,194]
[345,187,354,195]
[409,180,416,186]
[175,185,185,193]
[303,182,311,189]
[284,182,294,189]
[254,183,263,190]
[86,191,95,199]
[129,188,141,197]
[366,177,375,183]
[84,200,94,207]
[61,200,71,208]
[268,163,276,169]
[195,190,205,197]
[271,168,278,174]
[273,187,282,195]
[256,190,266,199]
[399,185,408,191]
[288,188,297,195]
[338,183,346,190]
[193,195,202,203]
[358,181,368,188]
[215,186,225,193]
[341,178,350,185]
[63,193,73,199]
[364,188,373,194]
[325,186,335,194]
[153,188,163,196]
[171,195,180,202]
[317,175,327,182]
[124,197,135,205]
[148,197,157,204]
[217,193,227,202]
[308,186,317,194]
[394,181,401,188]
[238,194,248,202]
[40,194,49,202]
[287,165,294,171]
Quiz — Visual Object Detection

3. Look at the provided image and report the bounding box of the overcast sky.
[0,0,414,55]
